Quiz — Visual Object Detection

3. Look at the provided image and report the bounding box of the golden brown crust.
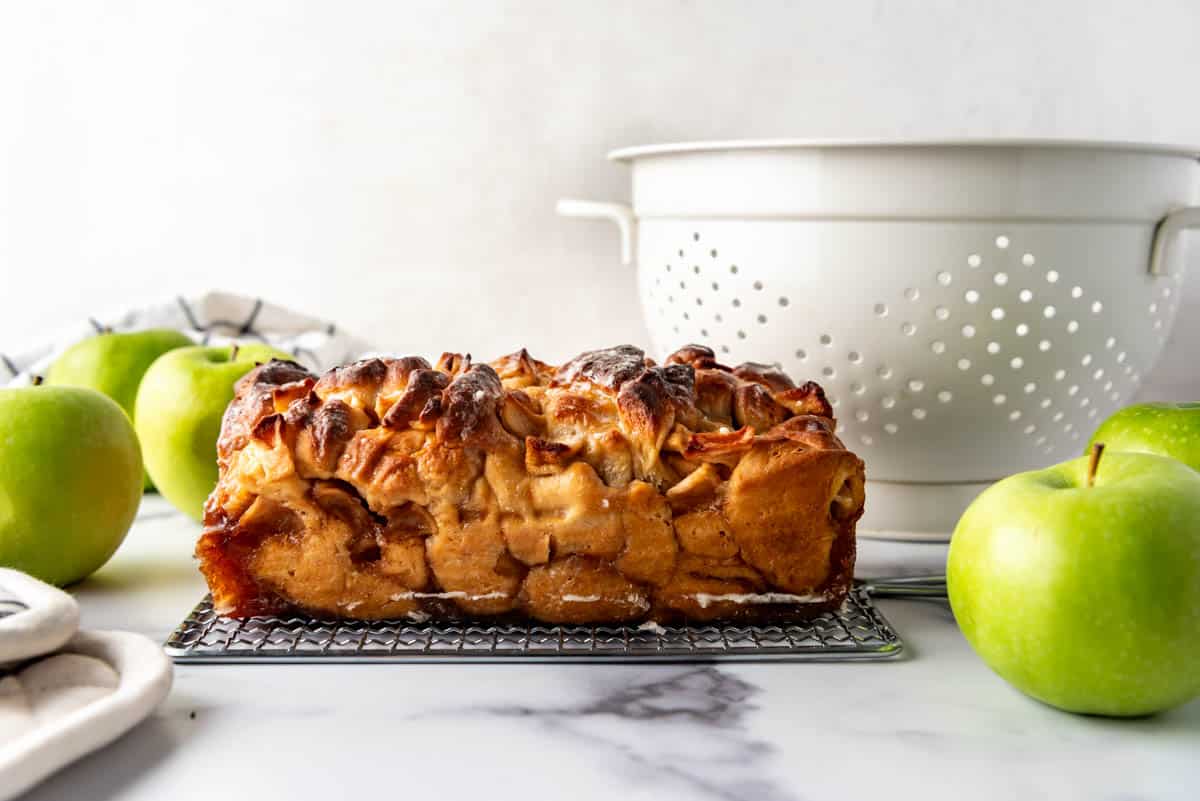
[198,345,864,623]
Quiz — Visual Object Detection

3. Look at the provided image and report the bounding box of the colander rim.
[609,138,1200,163]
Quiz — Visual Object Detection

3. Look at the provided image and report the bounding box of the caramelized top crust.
[554,344,650,390]
[217,344,841,491]
[203,344,862,622]
[216,359,313,468]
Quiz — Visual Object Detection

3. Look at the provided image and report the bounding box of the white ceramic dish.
[560,138,1200,539]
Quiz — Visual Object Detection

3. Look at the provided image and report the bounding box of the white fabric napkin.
[3,290,371,387]
[0,569,173,801]
[0,571,79,670]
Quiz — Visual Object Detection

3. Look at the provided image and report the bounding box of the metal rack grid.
[164,586,903,663]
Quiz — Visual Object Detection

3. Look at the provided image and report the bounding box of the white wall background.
[2,0,1199,395]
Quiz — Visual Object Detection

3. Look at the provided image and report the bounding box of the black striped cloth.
[3,291,369,385]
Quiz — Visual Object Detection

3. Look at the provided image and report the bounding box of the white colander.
[560,139,1200,539]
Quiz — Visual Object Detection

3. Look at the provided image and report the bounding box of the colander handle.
[1148,206,1200,276]
[556,199,636,265]
[858,574,948,599]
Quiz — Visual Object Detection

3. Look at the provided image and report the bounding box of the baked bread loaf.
[197,345,865,624]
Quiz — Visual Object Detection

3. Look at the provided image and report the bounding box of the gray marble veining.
[470,667,791,801]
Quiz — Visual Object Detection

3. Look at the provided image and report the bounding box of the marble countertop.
[20,498,1200,801]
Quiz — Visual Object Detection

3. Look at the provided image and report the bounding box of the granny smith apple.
[46,328,193,490]
[1089,402,1200,472]
[135,344,294,520]
[948,447,1200,716]
[0,382,143,585]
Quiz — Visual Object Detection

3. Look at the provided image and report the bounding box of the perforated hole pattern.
[642,229,1182,461]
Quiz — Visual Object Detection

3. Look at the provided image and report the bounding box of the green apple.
[135,344,294,520]
[948,447,1200,716]
[0,383,143,585]
[1089,402,1200,472]
[46,328,193,490]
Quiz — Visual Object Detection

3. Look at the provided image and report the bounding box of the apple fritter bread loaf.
[197,345,865,623]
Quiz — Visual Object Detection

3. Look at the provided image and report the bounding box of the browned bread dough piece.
[197,345,864,623]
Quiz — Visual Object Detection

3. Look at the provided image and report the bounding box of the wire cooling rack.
[163,586,903,663]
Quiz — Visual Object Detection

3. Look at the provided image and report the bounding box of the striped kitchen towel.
[3,291,370,387]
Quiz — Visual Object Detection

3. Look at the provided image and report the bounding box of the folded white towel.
[0,570,172,801]
[0,570,79,668]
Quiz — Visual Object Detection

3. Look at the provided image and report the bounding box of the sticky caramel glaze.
[197,345,865,623]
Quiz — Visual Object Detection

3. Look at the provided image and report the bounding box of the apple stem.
[1087,442,1105,488]
[30,374,44,386]
[230,344,240,362]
